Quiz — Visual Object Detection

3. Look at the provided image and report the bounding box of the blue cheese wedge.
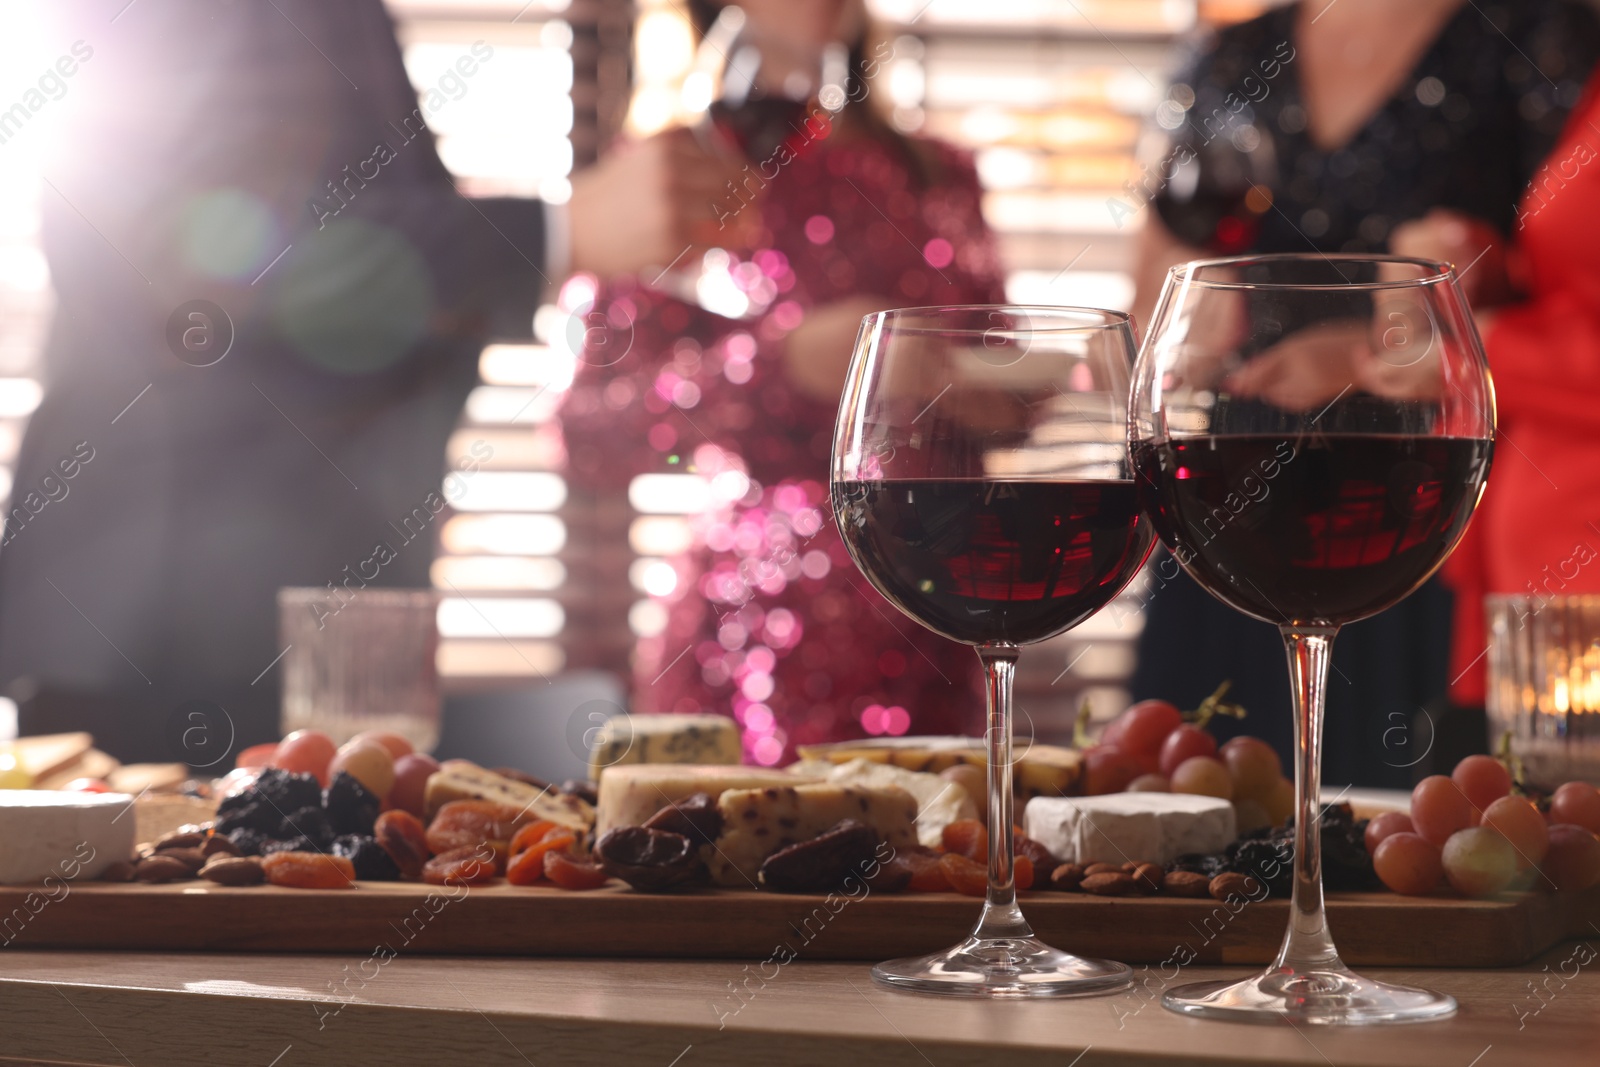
[710,782,919,887]
[793,758,976,848]
[589,713,742,781]
[1024,793,1236,866]
[594,764,820,836]
[0,790,135,885]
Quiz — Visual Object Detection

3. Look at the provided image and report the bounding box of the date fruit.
[758,820,878,893]
[643,793,723,846]
[594,826,701,891]
[374,809,430,878]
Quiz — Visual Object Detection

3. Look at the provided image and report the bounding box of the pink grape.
[1542,824,1600,891]
[1441,827,1517,897]
[1171,755,1233,800]
[274,730,337,785]
[1158,724,1218,776]
[1481,795,1548,870]
[1220,736,1281,802]
[1364,811,1415,854]
[1126,773,1171,792]
[1549,782,1600,834]
[1450,754,1512,813]
[388,753,440,818]
[1373,832,1443,896]
[1410,775,1475,847]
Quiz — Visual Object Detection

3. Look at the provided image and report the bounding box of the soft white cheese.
[0,790,136,885]
[1024,793,1236,866]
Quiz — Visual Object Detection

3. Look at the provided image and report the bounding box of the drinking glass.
[278,587,442,751]
[832,305,1153,997]
[1130,254,1494,1023]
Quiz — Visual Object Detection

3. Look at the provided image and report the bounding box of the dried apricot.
[425,799,528,855]
[941,819,987,861]
[374,809,430,878]
[422,844,498,886]
[938,852,987,897]
[544,850,609,890]
[1014,855,1034,891]
[262,851,355,889]
[905,851,952,893]
[508,820,558,858]
[506,828,577,886]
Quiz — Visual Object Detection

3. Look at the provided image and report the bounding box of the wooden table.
[2,944,1595,1067]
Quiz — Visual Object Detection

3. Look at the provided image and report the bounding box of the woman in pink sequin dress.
[560,0,1005,762]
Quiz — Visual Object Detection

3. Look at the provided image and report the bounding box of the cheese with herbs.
[594,764,819,836]
[588,713,741,780]
[709,781,918,887]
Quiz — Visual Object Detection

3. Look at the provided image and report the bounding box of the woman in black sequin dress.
[1128,0,1600,787]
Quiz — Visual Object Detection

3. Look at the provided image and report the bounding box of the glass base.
[871,934,1133,999]
[1162,966,1458,1025]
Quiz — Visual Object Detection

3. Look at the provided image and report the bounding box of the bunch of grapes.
[1082,692,1294,833]
[1369,755,1600,897]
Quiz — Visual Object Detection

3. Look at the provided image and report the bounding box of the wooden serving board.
[3,882,1595,967]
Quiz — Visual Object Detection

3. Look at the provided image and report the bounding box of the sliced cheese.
[1024,793,1236,866]
[589,713,741,781]
[595,764,817,836]
[795,736,1082,798]
[0,790,135,885]
[710,782,919,887]
[803,758,976,848]
[424,760,594,832]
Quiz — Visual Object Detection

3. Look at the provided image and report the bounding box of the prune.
[216,800,278,835]
[262,850,355,889]
[643,793,722,846]
[226,827,268,856]
[758,820,879,893]
[230,767,322,814]
[277,806,334,849]
[1231,838,1293,896]
[331,834,401,881]
[324,771,380,837]
[594,826,701,891]
[1169,852,1227,877]
[262,835,317,855]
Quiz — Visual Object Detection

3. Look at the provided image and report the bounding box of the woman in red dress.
[1395,78,1600,712]
[559,0,1005,762]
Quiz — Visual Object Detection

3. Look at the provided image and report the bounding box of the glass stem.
[974,642,1032,942]
[1274,624,1343,974]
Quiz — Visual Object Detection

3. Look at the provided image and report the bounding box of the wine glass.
[1130,254,1493,1024]
[832,305,1153,997]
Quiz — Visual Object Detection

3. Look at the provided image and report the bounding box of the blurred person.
[1125,0,1599,786]
[1391,77,1600,756]
[0,1,744,760]
[560,0,1006,760]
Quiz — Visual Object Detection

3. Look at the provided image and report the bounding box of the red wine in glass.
[1132,434,1491,625]
[834,478,1150,644]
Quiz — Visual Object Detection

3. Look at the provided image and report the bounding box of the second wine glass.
[832,305,1153,997]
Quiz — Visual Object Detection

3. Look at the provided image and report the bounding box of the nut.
[758,820,878,893]
[1162,870,1212,897]
[99,860,136,883]
[594,826,702,891]
[200,855,265,886]
[134,855,194,883]
[1049,863,1085,891]
[1209,872,1261,902]
[1132,862,1163,892]
[155,829,206,851]
[200,835,240,858]
[1083,862,1122,877]
[155,847,207,873]
[1080,872,1136,896]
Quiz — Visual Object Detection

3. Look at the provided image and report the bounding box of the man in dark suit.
[0,0,739,760]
